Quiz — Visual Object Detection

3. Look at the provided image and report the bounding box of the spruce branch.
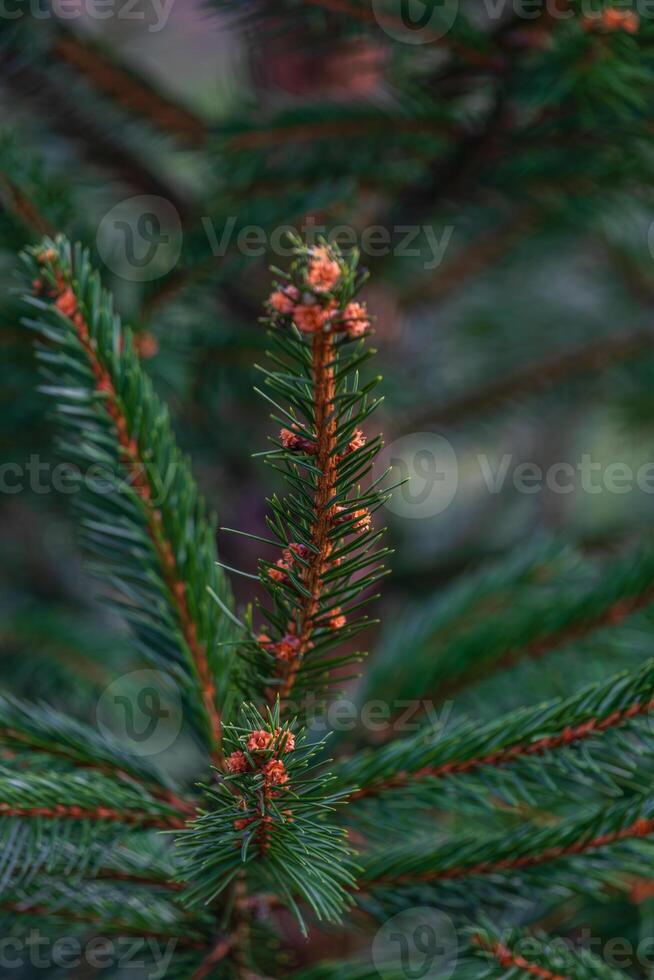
[337,657,654,801]
[0,690,179,795]
[20,237,236,766]
[236,238,389,706]
[466,927,631,980]
[0,133,72,241]
[0,881,210,944]
[0,29,191,217]
[0,768,184,829]
[400,326,654,431]
[176,702,355,933]
[51,27,206,147]
[360,795,654,887]
[359,540,654,708]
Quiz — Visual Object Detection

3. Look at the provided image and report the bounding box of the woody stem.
[275,329,338,705]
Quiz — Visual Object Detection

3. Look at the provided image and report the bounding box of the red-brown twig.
[370,816,654,885]
[273,330,339,705]
[35,263,224,768]
[0,802,184,829]
[351,695,654,799]
[472,936,569,980]
[52,32,205,146]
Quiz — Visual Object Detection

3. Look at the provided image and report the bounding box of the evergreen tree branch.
[467,928,630,980]
[0,52,191,217]
[0,690,179,796]
[0,132,72,241]
[177,704,355,932]
[191,935,234,979]
[224,112,452,150]
[397,209,534,312]
[51,27,206,147]
[238,238,389,706]
[441,568,654,701]
[274,327,339,703]
[0,173,55,238]
[0,885,209,944]
[338,658,654,800]
[361,795,654,886]
[358,541,654,708]
[400,326,654,431]
[0,768,185,829]
[20,238,236,765]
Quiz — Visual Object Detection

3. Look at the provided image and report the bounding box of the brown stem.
[0,803,184,829]
[52,31,205,146]
[273,330,339,704]
[227,117,452,150]
[0,901,204,946]
[0,174,55,238]
[401,327,654,431]
[440,582,654,702]
[351,695,654,799]
[472,936,569,980]
[397,211,534,312]
[39,271,224,767]
[191,937,233,980]
[94,870,186,891]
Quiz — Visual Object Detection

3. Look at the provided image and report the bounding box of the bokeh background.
[3,0,654,913]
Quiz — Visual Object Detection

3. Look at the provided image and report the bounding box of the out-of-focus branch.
[0,56,192,219]
[52,29,206,147]
[399,327,654,432]
[0,173,55,238]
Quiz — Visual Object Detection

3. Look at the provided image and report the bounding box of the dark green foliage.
[19,238,237,753]
[176,702,355,931]
[5,4,654,977]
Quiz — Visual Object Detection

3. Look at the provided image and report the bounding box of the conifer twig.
[274,328,339,704]
[362,802,654,886]
[244,239,389,707]
[0,803,184,829]
[35,254,223,765]
[52,29,206,146]
[350,694,654,799]
[401,326,654,431]
[472,935,569,980]
[20,238,236,766]
[441,577,654,699]
[0,173,55,238]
